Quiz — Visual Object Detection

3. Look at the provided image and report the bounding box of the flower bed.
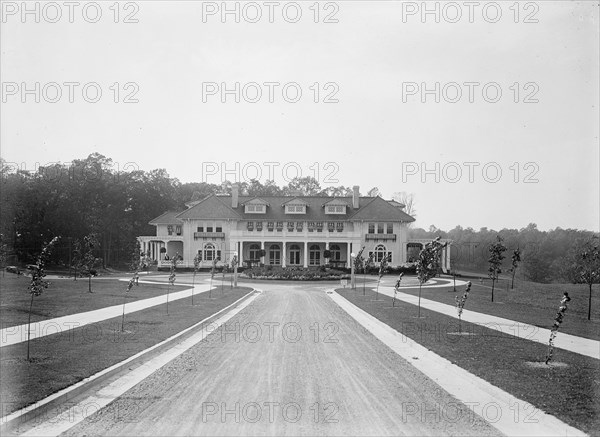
[241,266,350,281]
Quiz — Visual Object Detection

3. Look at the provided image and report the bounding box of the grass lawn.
[0,286,253,415]
[337,288,600,435]
[396,275,600,341]
[0,274,188,328]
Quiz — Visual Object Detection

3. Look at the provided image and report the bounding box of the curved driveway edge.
[0,288,260,436]
[328,289,587,437]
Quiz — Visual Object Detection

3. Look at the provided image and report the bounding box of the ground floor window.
[204,243,216,261]
[249,243,261,260]
[269,244,281,265]
[289,244,301,265]
[372,244,391,263]
[329,244,342,261]
[309,244,321,266]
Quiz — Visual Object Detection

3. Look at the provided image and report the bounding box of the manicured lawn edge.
[392,275,600,340]
[0,275,189,328]
[335,288,599,435]
[0,286,255,428]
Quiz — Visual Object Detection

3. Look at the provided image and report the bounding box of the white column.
[347,243,351,268]
[261,241,265,265]
[303,241,308,267]
[282,241,286,267]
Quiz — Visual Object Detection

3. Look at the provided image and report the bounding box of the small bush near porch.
[242,266,350,281]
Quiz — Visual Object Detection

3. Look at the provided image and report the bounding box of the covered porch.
[234,241,355,269]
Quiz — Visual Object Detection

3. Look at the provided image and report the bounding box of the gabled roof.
[348,197,415,222]
[281,197,310,206]
[149,211,183,225]
[322,198,350,207]
[176,194,242,220]
[242,197,270,206]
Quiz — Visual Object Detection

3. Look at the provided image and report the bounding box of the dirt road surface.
[63,284,500,436]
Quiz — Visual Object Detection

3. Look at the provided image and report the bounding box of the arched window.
[374,244,388,263]
[289,244,301,265]
[249,244,261,260]
[329,244,341,261]
[309,244,321,266]
[269,244,281,265]
[204,243,216,261]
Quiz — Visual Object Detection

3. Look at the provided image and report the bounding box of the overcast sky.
[1,1,598,232]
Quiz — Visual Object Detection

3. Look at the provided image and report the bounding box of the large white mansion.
[138,185,451,271]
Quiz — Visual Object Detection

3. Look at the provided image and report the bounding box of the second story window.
[167,225,173,235]
[377,223,384,234]
[216,226,222,233]
[368,223,375,234]
[175,225,182,236]
[207,226,213,233]
[197,226,204,232]
[387,223,393,234]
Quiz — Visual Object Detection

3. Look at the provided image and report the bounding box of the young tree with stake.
[393,272,404,307]
[192,252,201,305]
[455,281,472,333]
[545,292,571,364]
[488,236,507,302]
[26,236,60,361]
[416,237,448,317]
[166,253,180,315]
[375,253,391,300]
[509,248,521,289]
[564,236,599,320]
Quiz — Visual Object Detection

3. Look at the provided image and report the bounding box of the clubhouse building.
[138,186,451,271]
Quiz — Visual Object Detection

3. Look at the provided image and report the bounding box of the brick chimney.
[232,183,239,208]
[353,186,360,208]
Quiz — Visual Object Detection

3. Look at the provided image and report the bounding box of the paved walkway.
[372,281,599,360]
[0,280,215,348]
[328,289,586,437]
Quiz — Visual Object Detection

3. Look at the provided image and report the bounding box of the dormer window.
[246,204,266,213]
[324,203,347,214]
[285,204,306,214]
[244,198,269,213]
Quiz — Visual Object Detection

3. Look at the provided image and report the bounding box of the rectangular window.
[247,222,254,231]
[216,226,222,233]
[167,225,173,235]
[377,223,384,234]
[368,223,375,234]
[336,222,344,232]
[255,205,264,212]
[207,226,213,233]
[175,225,182,235]
[247,205,256,212]
[197,226,204,232]
[256,222,263,231]
[387,223,393,234]
[335,205,345,213]
[296,221,303,231]
[267,222,274,232]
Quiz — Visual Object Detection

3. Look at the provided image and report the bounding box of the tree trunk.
[491,278,495,302]
[511,269,516,289]
[88,274,92,293]
[27,293,34,361]
[589,283,592,321]
[418,283,422,317]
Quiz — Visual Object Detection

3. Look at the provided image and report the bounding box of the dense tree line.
[411,224,598,283]
[1,153,597,285]
[0,153,354,268]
